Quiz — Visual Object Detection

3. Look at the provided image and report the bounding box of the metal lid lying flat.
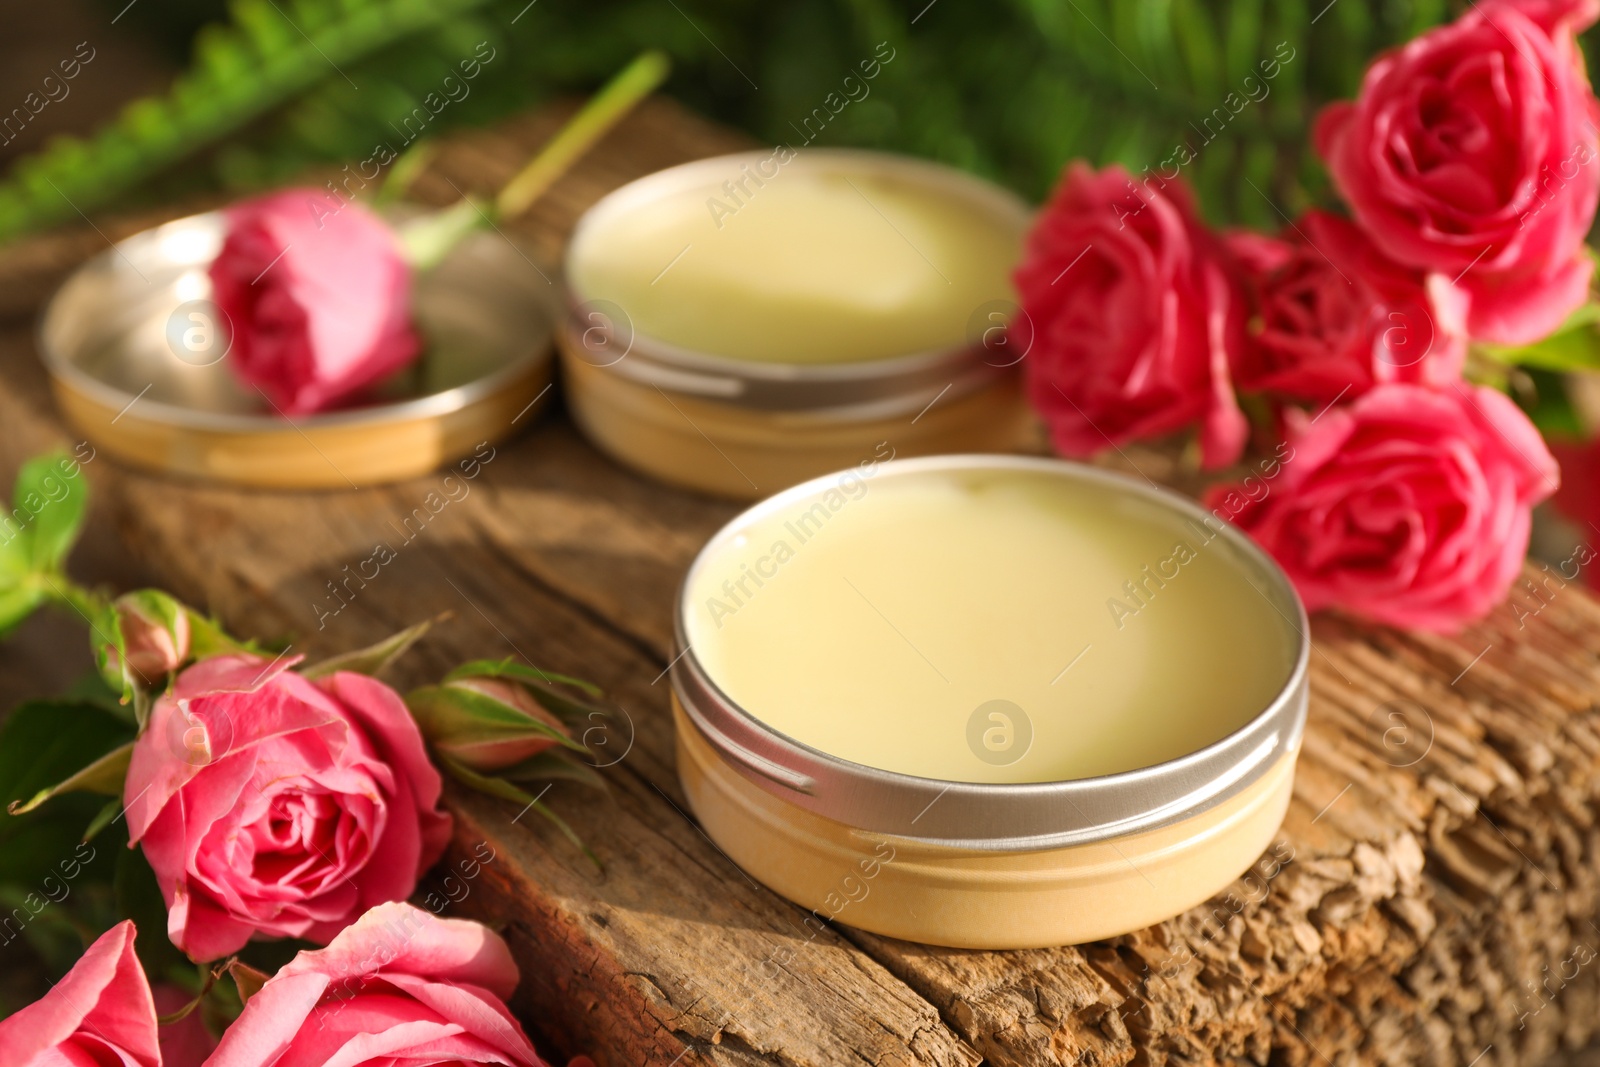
[38,211,558,489]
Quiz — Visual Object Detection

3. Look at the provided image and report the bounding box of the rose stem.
[399,51,670,269]
[495,50,671,221]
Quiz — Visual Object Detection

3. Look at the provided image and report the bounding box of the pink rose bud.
[209,188,421,415]
[414,676,577,773]
[0,921,160,1067]
[102,589,191,688]
[1212,383,1558,632]
[1016,163,1249,470]
[1315,4,1600,345]
[204,903,550,1067]
[123,654,452,961]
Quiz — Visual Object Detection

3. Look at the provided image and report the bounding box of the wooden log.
[0,97,1598,1066]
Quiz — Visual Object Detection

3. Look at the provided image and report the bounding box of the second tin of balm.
[560,150,1033,499]
[670,455,1309,948]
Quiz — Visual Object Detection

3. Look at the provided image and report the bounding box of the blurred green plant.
[0,0,1492,242]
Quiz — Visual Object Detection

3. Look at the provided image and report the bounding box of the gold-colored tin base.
[49,363,552,490]
[561,344,1035,499]
[675,694,1297,949]
[39,210,559,489]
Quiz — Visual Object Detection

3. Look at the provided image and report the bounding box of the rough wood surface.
[0,98,1598,1067]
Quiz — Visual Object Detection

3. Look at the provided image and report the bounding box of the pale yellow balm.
[672,457,1309,947]
[567,161,1023,363]
[685,464,1296,784]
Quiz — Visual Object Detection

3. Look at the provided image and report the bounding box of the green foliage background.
[0,0,1522,242]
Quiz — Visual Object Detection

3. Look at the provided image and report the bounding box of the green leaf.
[184,609,264,660]
[0,702,136,821]
[497,749,606,791]
[1510,366,1585,437]
[438,659,610,727]
[1480,303,1600,373]
[301,615,443,680]
[406,684,587,754]
[442,658,602,697]
[439,756,599,870]
[12,453,88,575]
[0,0,500,242]
[81,798,123,844]
[7,742,133,816]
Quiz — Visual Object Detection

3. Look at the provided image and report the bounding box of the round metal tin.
[671,454,1310,853]
[39,210,559,489]
[558,151,1037,498]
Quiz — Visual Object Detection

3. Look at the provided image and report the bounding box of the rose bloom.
[210,188,421,415]
[1226,211,1466,404]
[124,654,452,961]
[1215,383,1558,631]
[205,902,549,1067]
[0,921,159,1067]
[1315,4,1600,345]
[1016,163,1248,469]
[1485,0,1599,37]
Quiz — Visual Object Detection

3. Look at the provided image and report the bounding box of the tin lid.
[671,455,1310,852]
[561,150,1033,417]
[38,211,558,488]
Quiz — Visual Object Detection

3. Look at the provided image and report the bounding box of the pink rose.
[1216,383,1558,631]
[1315,5,1600,345]
[1226,211,1466,404]
[0,921,159,1067]
[210,189,421,415]
[205,902,549,1067]
[1017,163,1247,469]
[1483,0,1599,36]
[124,654,452,961]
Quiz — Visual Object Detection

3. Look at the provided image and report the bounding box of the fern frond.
[0,0,1518,243]
[0,0,493,241]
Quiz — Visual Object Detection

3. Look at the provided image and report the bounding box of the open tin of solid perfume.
[671,455,1309,949]
[40,211,558,489]
[559,150,1035,499]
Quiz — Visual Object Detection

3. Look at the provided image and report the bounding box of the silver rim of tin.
[560,149,1032,415]
[38,210,559,433]
[671,454,1311,852]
